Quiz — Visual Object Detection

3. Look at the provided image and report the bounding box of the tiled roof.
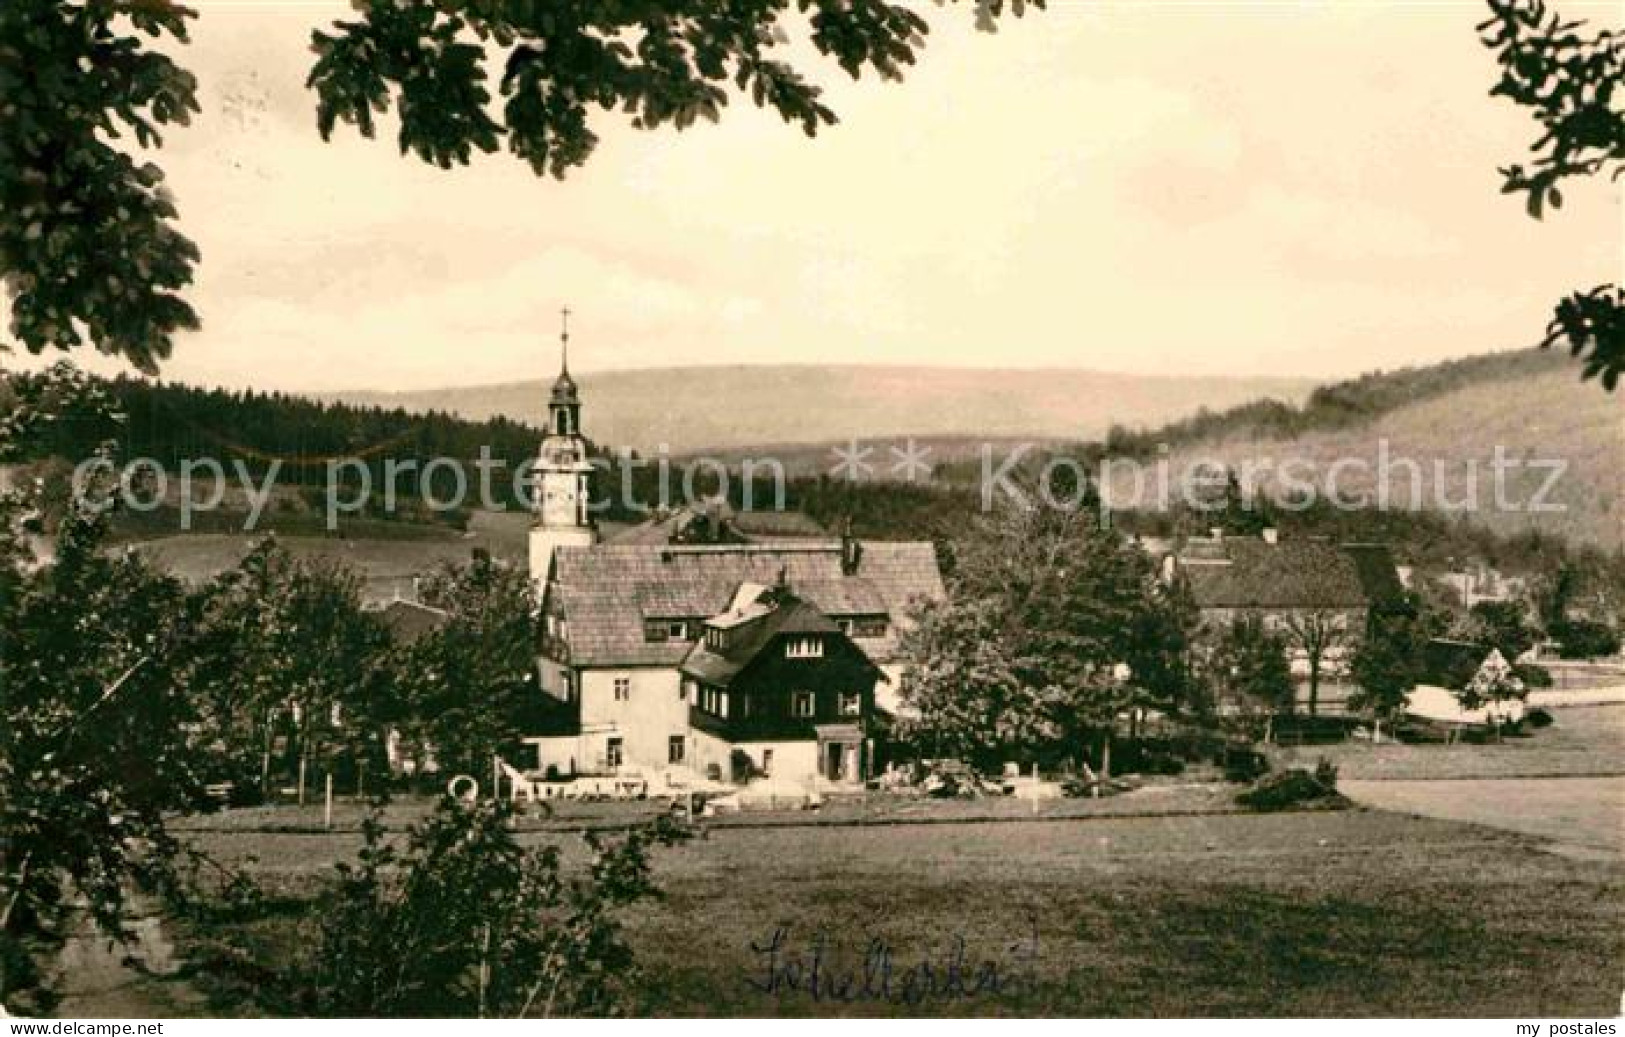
[374,599,450,644]
[681,594,842,686]
[1178,537,1369,610]
[548,541,943,667]
[606,502,828,546]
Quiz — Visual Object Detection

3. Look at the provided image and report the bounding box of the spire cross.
[559,305,571,375]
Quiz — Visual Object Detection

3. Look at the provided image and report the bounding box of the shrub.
[1514,663,1553,688]
[1236,766,1344,811]
[1551,619,1621,660]
[1218,744,1270,784]
[1525,707,1555,729]
[284,798,690,1017]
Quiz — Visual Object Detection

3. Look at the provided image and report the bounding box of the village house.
[522,336,944,788]
[1162,529,1406,714]
[1406,638,1526,728]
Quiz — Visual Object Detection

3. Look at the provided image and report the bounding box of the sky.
[4,0,1621,392]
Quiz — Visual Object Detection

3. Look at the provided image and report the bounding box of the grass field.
[165,795,1625,1017]
[1275,704,1625,781]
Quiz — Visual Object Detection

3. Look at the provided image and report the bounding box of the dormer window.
[785,636,823,659]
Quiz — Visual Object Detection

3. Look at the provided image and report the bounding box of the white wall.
[733,740,820,784]
[579,666,688,772]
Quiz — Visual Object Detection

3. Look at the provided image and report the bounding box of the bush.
[1551,619,1621,660]
[1236,765,1344,811]
[1525,707,1555,729]
[1217,744,1270,784]
[1514,663,1553,688]
[282,798,691,1016]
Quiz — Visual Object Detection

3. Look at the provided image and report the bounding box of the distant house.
[373,598,450,645]
[1165,530,1406,714]
[606,497,828,547]
[1407,639,1526,727]
[1439,565,1529,609]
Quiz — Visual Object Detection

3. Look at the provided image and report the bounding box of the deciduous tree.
[1480,0,1623,389]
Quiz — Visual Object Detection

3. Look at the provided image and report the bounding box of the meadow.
[162,805,1625,1018]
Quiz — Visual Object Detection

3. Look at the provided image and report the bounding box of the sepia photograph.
[1,0,1622,1025]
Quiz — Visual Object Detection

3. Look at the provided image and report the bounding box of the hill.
[322,365,1318,453]
[1083,349,1623,550]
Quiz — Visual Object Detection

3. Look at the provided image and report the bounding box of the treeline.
[5,368,550,506]
[1094,347,1574,458]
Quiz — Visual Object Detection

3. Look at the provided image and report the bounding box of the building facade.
[523,340,944,788]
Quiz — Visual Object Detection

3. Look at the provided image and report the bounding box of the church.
[524,324,945,790]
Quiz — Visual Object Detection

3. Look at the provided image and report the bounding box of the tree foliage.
[1206,616,1294,730]
[188,539,394,796]
[1348,594,1439,723]
[285,799,690,1017]
[1480,0,1624,389]
[1,452,209,1014]
[898,501,1200,765]
[0,1,202,374]
[392,552,543,778]
[307,0,1040,177]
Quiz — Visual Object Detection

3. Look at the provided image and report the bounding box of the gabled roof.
[1177,537,1368,610]
[547,541,943,667]
[374,599,450,644]
[681,591,845,686]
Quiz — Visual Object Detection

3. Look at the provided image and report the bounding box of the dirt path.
[49,897,207,1018]
[1341,775,1625,862]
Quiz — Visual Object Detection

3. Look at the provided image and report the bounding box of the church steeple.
[549,306,581,436]
[530,306,598,588]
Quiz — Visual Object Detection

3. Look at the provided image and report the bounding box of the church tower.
[529,308,598,587]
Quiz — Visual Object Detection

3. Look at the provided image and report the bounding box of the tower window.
[792,690,815,718]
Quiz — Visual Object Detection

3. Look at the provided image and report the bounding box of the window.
[855,616,889,638]
[836,618,854,635]
[668,735,685,765]
[613,677,631,702]
[792,690,815,718]
[643,621,669,643]
[839,692,861,717]
[668,620,689,640]
[762,749,774,775]
[606,737,623,769]
[786,636,824,659]
[706,628,726,651]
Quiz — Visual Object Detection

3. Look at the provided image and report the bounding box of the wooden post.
[1030,760,1039,816]
[357,758,366,799]
[492,755,501,803]
[324,772,334,830]
[297,754,307,807]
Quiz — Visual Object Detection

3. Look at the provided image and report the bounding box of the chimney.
[1262,527,1278,545]
[840,519,863,576]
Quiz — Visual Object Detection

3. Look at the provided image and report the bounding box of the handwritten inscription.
[745,921,1040,1006]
